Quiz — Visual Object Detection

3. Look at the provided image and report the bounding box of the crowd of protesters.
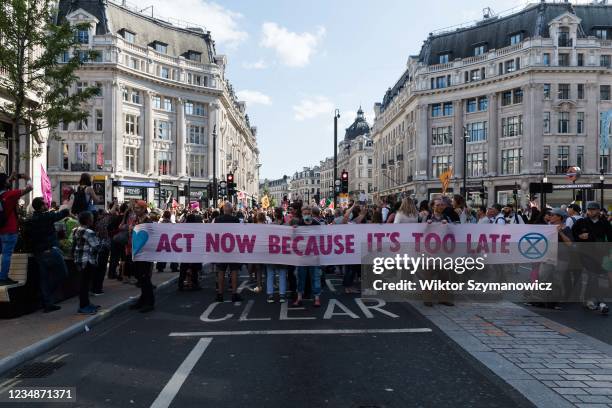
[0,171,611,317]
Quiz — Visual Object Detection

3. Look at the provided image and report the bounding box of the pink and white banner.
[132,224,558,266]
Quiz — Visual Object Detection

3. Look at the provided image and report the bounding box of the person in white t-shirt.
[394,198,419,223]
[565,203,582,229]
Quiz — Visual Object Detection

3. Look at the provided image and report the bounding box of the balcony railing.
[71,162,91,172]
[558,38,573,47]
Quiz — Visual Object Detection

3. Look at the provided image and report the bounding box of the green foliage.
[0,0,98,168]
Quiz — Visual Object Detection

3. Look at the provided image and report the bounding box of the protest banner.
[132,223,558,266]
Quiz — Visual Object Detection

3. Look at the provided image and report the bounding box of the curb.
[0,275,178,377]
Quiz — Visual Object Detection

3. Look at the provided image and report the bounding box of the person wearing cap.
[571,201,612,315]
[565,203,582,229]
[489,204,506,224]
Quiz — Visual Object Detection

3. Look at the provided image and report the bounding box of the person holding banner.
[213,202,242,303]
[267,207,288,303]
[293,206,323,307]
[128,200,155,313]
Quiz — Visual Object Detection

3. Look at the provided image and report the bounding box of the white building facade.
[50,0,259,207]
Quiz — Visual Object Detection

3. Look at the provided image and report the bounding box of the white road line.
[169,328,432,337]
[150,337,212,408]
[325,279,337,292]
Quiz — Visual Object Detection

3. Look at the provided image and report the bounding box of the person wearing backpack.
[0,172,33,285]
[71,173,99,217]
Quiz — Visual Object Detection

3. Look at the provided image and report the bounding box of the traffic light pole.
[333,109,340,208]
[212,125,217,206]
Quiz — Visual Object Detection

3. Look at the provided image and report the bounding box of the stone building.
[289,166,320,204]
[339,108,374,201]
[50,0,259,207]
[372,1,612,207]
[259,176,290,207]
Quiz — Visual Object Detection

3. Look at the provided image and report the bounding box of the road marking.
[169,328,432,337]
[150,337,212,408]
[239,300,271,321]
[325,279,337,292]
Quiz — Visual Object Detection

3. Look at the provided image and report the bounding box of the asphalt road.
[1,275,534,408]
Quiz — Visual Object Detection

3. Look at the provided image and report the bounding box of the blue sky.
[146,0,541,179]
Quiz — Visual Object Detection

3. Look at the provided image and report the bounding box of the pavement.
[0,271,178,376]
[0,272,611,407]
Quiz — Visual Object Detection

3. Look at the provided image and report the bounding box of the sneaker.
[313,297,321,308]
[599,302,609,315]
[43,305,61,313]
[232,293,243,303]
[586,300,598,311]
[267,295,274,303]
[0,278,18,286]
[78,305,97,315]
[215,293,223,302]
[279,295,286,303]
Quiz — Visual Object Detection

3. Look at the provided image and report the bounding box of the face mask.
[303,215,312,223]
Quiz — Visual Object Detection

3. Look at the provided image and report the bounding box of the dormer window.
[187,50,201,62]
[153,41,168,54]
[595,28,609,40]
[474,44,486,56]
[122,29,136,43]
[439,53,450,64]
[558,27,571,47]
[509,32,522,45]
[75,28,89,44]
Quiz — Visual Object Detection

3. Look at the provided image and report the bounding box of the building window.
[439,53,449,64]
[163,98,173,112]
[95,109,103,131]
[125,114,139,135]
[76,81,88,94]
[558,112,570,134]
[187,51,202,62]
[432,75,450,89]
[577,112,585,134]
[431,126,452,146]
[466,98,477,113]
[578,53,584,66]
[187,154,205,177]
[543,146,550,173]
[432,155,452,177]
[442,102,453,116]
[154,42,168,54]
[559,53,570,67]
[601,55,611,68]
[478,96,488,111]
[466,121,487,142]
[502,91,512,106]
[501,115,522,137]
[76,117,88,131]
[75,29,89,44]
[155,120,171,140]
[122,87,129,101]
[505,59,515,73]
[558,27,571,47]
[595,29,609,40]
[474,45,486,56]
[543,53,550,66]
[129,57,139,70]
[185,102,194,115]
[358,156,363,165]
[125,147,138,172]
[577,84,584,100]
[187,73,202,86]
[558,146,570,170]
[544,84,551,99]
[62,143,69,170]
[194,103,206,116]
[155,151,172,175]
[188,125,205,144]
[577,146,584,169]
[601,154,609,172]
[470,68,482,81]
[123,30,135,43]
[558,84,570,100]
[61,120,69,131]
[94,82,103,96]
[510,32,522,45]
[601,85,611,101]
[153,96,162,109]
[543,112,550,134]
[160,67,170,79]
[513,88,523,104]
[467,152,487,177]
[75,143,88,164]
[431,104,441,117]
[367,168,372,178]
[501,148,523,175]
[131,90,140,104]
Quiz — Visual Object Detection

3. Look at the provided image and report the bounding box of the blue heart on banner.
[132,230,149,256]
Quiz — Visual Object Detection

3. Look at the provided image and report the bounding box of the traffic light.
[219,180,227,197]
[207,184,213,198]
[341,170,349,194]
[227,173,236,196]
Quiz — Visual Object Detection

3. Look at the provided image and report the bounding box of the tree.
[0,0,98,175]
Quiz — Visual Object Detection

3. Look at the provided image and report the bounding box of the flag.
[40,164,52,206]
[320,198,325,207]
[439,167,453,194]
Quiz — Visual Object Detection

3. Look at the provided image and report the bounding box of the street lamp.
[212,124,217,205]
[333,109,340,208]
[600,169,605,209]
[462,126,468,199]
[541,175,548,210]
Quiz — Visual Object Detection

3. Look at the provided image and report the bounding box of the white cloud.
[147,0,248,47]
[260,22,325,67]
[236,90,272,106]
[293,96,334,121]
[242,59,268,69]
